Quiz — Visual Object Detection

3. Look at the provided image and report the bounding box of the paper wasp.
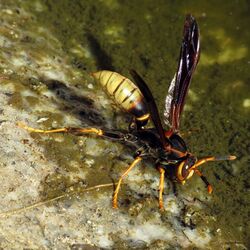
[19,15,236,210]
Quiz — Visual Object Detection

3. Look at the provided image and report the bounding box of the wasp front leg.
[112,156,142,208]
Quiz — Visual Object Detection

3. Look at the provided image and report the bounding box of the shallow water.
[0,0,249,249]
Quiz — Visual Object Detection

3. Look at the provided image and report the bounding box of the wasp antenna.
[214,155,237,161]
[191,155,236,170]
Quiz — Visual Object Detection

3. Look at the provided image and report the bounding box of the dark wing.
[130,69,171,147]
[164,14,200,131]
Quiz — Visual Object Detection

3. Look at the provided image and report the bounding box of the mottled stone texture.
[0,0,249,249]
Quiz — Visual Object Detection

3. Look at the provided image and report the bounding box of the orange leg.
[112,157,142,209]
[17,122,103,136]
[195,169,213,194]
[158,167,165,210]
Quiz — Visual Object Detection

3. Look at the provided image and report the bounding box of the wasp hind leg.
[112,156,142,209]
[17,122,104,136]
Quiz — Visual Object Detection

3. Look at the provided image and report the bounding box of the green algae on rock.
[0,0,249,249]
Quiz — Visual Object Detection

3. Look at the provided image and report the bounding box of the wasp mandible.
[19,15,236,210]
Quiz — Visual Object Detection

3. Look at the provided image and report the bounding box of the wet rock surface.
[0,0,249,249]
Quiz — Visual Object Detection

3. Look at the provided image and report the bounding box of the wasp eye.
[181,163,192,178]
[177,156,196,181]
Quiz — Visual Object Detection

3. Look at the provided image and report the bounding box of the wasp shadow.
[86,31,115,71]
[39,32,120,128]
[42,79,106,127]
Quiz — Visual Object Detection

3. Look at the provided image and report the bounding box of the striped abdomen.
[93,70,149,122]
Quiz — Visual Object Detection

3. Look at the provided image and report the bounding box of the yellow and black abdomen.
[93,70,149,123]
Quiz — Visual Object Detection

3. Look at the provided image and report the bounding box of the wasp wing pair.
[19,15,235,210]
[94,14,199,147]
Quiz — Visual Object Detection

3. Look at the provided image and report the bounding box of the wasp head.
[175,153,236,193]
[176,154,197,183]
